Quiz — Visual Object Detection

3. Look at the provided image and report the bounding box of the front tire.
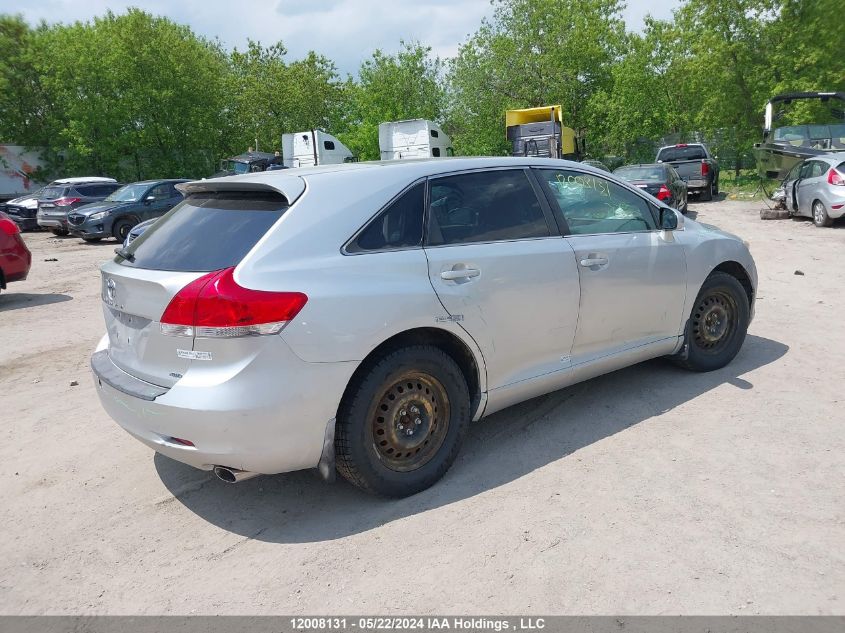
[335,345,471,497]
[674,272,750,372]
[812,200,833,227]
[112,218,137,241]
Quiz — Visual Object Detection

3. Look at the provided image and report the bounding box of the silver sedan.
[91,157,757,497]
[782,152,845,227]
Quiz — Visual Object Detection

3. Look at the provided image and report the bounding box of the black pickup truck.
[655,143,720,200]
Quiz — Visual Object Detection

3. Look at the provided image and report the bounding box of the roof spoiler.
[176,175,306,205]
[763,92,845,132]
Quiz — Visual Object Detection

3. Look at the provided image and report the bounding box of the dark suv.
[37,181,123,235]
[67,179,189,242]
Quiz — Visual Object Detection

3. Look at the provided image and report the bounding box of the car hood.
[73,200,131,215]
[8,196,38,209]
[689,217,744,243]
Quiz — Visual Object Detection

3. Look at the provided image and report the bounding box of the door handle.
[579,257,609,267]
[440,268,480,281]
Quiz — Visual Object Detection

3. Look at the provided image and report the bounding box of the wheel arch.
[711,260,754,307]
[338,327,485,422]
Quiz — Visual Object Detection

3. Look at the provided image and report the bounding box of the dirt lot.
[1,199,843,615]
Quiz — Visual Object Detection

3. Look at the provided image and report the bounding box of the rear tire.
[112,218,137,241]
[673,272,749,372]
[699,179,713,201]
[335,345,471,497]
[812,200,833,227]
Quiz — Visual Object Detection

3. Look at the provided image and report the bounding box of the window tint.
[613,165,667,183]
[426,170,549,246]
[119,191,287,272]
[809,161,826,178]
[431,129,439,138]
[432,147,441,157]
[799,162,813,179]
[536,169,657,235]
[347,182,424,253]
[148,183,172,199]
[42,186,68,198]
[656,145,707,161]
[84,183,121,197]
[324,140,335,150]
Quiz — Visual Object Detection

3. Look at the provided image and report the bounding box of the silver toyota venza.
[92,158,757,497]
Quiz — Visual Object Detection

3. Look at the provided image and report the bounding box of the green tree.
[227,42,345,154]
[340,41,445,160]
[447,0,627,156]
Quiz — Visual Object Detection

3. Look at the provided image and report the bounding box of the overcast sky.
[3,0,682,76]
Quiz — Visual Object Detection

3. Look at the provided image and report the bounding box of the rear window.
[613,166,667,182]
[41,186,68,198]
[657,146,706,161]
[118,191,288,272]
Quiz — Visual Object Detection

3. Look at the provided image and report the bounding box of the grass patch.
[719,170,780,199]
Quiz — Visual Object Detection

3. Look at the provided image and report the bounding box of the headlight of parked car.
[88,211,108,221]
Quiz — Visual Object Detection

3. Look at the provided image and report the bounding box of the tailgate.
[100,260,203,388]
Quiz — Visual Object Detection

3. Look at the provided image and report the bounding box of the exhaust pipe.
[213,466,260,484]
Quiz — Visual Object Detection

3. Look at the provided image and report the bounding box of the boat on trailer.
[753,91,845,180]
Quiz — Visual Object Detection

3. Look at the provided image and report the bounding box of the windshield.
[657,146,706,161]
[614,166,666,182]
[232,162,250,175]
[105,183,150,202]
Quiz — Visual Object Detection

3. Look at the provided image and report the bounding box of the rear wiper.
[114,246,135,262]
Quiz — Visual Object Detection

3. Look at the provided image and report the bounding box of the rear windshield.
[614,166,666,182]
[657,146,706,161]
[118,191,288,272]
[41,186,68,198]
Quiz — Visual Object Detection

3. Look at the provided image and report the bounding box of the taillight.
[828,168,845,186]
[701,161,710,176]
[160,267,307,338]
[54,197,82,206]
[656,185,672,201]
[0,216,20,235]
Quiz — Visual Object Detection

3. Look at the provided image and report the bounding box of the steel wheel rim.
[692,290,737,353]
[369,371,450,472]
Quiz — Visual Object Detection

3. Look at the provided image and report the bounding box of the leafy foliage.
[0,1,842,181]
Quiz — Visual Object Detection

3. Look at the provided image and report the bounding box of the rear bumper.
[685,179,708,189]
[37,213,68,229]
[0,234,32,284]
[91,335,357,475]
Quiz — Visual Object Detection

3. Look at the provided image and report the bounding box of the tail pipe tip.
[213,466,260,484]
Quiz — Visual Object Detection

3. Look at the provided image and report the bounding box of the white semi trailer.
[379,119,453,160]
[282,130,354,168]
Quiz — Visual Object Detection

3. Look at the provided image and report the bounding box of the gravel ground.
[1,198,843,615]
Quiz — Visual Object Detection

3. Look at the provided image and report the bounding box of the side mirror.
[145,195,155,203]
[660,207,679,230]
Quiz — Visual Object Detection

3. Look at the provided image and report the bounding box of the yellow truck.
[505,105,581,160]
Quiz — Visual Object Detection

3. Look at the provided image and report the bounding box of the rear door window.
[426,169,549,246]
[119,191,288,272]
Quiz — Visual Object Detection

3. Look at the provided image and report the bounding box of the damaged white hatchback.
[92,157,757,497]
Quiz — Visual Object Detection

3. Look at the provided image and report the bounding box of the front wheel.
[812,200,833,227]
[112,218,137,241]
[335,345,471,497]
[673,272,750,372]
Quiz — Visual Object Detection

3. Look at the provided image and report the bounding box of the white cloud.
[1,0,682,76]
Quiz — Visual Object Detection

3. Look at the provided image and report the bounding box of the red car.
[0,211,32,293]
